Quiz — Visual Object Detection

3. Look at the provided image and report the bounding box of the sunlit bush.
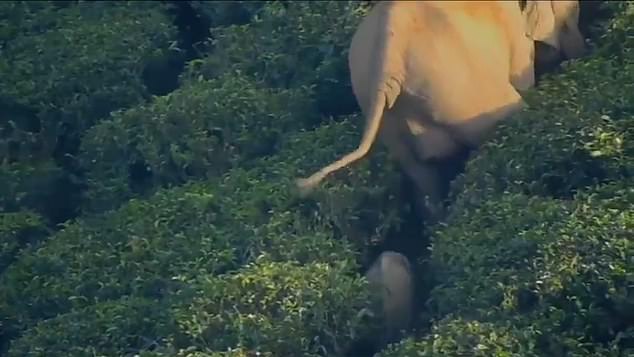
[419,4,634,355]
[379,317,539,357]
[427,183,633,355]
[80,73,317,213]
[7,258,378,357]
[169,258,376,356]
[0,112,409,354]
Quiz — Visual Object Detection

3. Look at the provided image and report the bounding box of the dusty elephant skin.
[529,0,587,71]
[364,250,414,347]
[296,1,587,223]
[528,0,587,59]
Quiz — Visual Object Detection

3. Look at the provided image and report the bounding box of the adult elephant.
[296,1,587,222]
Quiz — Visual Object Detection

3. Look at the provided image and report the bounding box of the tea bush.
[0,113,409,354]
[6,297,179,357]
[181,1,370,118]
[168,258,376,356]
[271,116,408,253]
[379,317,540,357]
[425,182,633,355]
[417,4,634,355]
[0,184,251,331]
[0,1,73,47]
[0,1,178,224]
[0,1,177,162]
[378,183,631,357]
[0,160,80,224]
[190,0,266,27]
[0,121,400,352]
[80,73,317,213]
[7,259,377,357]
[0,210,48,273]
[0,114,401,333]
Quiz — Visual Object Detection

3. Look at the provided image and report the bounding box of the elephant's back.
[348,1,414,113]
[401,2,512,90]
[399,3,523,127]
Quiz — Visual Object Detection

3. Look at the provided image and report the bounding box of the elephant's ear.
[523,0,559,49]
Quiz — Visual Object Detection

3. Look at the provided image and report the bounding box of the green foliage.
[0,161,67,219]
[379,318,539,357]
[181,1,370,117]
[7,260,376,357]
[170,258,376,356]
[0,159,83,225]
[6,297,179,357]
[0,1,70,47]
[80,72,317,213]
[594,1,634,59]
[0,1,178,224]
[274,116,407,251]
[425,182,633,355]
[190,0,266,27]
[0,211,47,272]
[0,184,248,330]
[0,142,353,339]
[0,113,407,354]
[431,177,632,353]
[419,4,634,356]
[0,1,177,162]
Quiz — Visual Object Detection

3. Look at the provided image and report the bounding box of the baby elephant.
[365,251,414,345]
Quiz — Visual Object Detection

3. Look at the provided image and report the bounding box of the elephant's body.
[365,250,414,345]
[350,1,532,160]
[296,1,586,221]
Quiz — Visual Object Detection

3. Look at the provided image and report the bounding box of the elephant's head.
[522,0,587,63]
